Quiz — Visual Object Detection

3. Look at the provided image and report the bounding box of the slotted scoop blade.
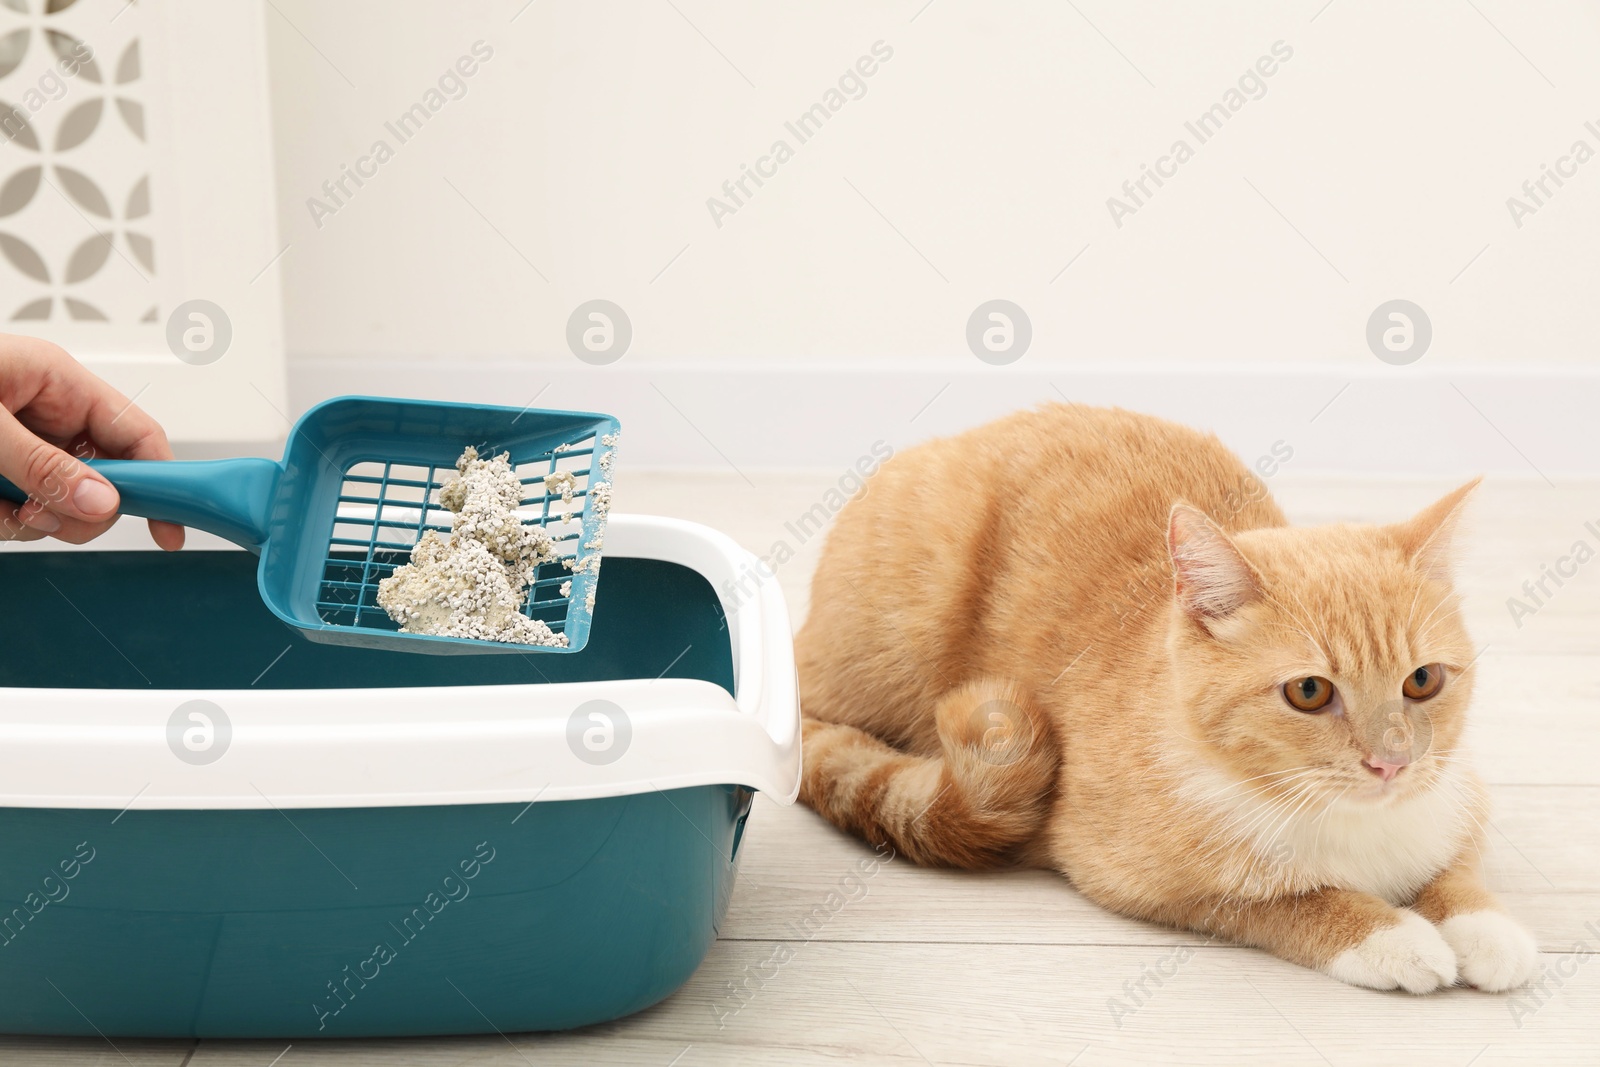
[0,396,620,655]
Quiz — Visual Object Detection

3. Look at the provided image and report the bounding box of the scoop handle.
[0,457,281,548]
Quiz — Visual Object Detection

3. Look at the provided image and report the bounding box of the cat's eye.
[1403,664,1445,701]
[1283,676,1335,713]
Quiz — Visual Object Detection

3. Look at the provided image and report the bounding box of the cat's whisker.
[1186,765,1321,805]
[1192,791,1301,857]
[1269,584,1337,662]
[1216,796,1308,881]
[1414,624,1467,660]
[1196,777,1329,861]
[1223,774,1344,852]
[1261,779,1329,858]
[1144,752,1316,789]
[1190,767,1324,819]
[1211,780,1328,889]
[1246,781,1330,849]
[1405,581,1426,630]
[1415,604,1463,635]
[1311,784,1354,857]
[1279,583,1330,641]
[1412,595,1463,647]
[1261,603,1327,662]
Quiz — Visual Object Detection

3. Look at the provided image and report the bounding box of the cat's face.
[1166,481,1479,808]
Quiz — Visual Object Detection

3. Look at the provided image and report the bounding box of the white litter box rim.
[0,514,801,811]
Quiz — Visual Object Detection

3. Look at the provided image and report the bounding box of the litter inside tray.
[0,549,732,693]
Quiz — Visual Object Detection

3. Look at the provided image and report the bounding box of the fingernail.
[73,478,118,516]
[21,508,60,533]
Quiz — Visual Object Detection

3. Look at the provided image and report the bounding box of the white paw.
[1325,910,1458,993]
[1438,911,1540,992]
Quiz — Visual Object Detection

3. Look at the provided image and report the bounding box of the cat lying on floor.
[797,404,1537,993]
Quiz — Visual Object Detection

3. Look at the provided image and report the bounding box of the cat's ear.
[1168,503,1261,624]
[1392,477,1481,581]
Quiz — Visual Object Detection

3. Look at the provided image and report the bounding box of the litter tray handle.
[721,534,801,799]
[603,514,802,801]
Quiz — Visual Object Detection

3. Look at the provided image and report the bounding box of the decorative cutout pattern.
[0,0,154,323]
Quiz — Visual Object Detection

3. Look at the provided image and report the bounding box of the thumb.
[0,408,120,521]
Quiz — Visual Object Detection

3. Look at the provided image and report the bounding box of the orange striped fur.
[796,404,1537,992]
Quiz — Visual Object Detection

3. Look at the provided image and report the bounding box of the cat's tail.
[799,677,1058,869]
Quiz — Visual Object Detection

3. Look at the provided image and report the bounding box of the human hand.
[0,333,184,550]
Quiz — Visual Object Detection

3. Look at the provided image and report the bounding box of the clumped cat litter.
[376,446,570,646]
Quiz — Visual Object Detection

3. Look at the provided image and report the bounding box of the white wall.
[263,1,1600,472]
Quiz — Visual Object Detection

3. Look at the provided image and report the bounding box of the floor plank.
[0,1040,195,1066]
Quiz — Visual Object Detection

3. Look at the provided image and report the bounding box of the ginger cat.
[797,404,1538,993]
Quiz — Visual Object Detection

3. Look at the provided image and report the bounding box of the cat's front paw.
[1437,911,1539,992]
[1324,910,1458,993]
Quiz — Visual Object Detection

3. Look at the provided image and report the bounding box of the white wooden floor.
[5,472,1598,1066]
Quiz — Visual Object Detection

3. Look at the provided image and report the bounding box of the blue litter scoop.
[0,396,620,655]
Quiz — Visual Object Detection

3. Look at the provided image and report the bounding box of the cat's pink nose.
[1364,755,1409,782]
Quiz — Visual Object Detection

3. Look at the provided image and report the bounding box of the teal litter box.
[0,515,799,1038]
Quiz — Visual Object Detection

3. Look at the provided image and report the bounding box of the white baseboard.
[287,358,1600,479]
